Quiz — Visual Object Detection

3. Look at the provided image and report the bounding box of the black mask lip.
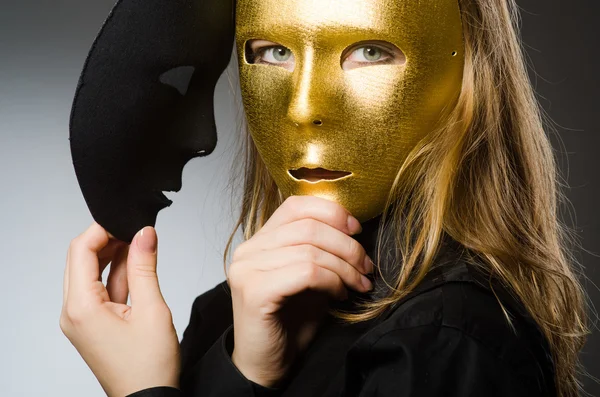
[69,0,236,243]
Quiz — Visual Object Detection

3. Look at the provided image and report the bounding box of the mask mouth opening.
[288,167,352,183]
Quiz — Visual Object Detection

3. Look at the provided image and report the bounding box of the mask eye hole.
[245,39,295,71]
[158,66,195,96]
[341,40,406,71]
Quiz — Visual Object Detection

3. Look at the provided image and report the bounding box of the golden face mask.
[236,0,464,222]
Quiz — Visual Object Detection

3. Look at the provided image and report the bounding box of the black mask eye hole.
[159,66,196,96]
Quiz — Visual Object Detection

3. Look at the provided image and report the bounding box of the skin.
[60,224,180,396]
[60,196,372,392]
[229,196,374,387]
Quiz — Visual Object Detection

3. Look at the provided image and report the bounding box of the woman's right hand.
[228,195,374,388]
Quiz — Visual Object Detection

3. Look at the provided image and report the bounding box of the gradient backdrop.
[0,0,598,396]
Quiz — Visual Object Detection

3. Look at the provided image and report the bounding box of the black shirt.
[126,219,556,397]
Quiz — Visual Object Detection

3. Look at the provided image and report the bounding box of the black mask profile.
[69,0,236,243]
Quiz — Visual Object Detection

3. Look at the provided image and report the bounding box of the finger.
[106,244,130,304]
[68,222,112,299]
[127,226,165,308]
[247,245,373,292]
[263,262,348,303]
[258,195,362,236]
[98,239,128,282]
[241,219,371,274]
[104,301,132,320]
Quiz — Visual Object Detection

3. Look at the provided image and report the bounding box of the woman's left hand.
[60,222,181,397]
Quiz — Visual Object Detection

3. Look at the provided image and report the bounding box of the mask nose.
[287,49,325,128]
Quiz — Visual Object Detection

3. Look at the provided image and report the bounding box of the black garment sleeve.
[344,325,548,397]
[125,386,182,397]
[125,327,281,397]
[179,325,282,397]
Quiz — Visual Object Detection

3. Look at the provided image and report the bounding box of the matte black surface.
[69,0,235,243]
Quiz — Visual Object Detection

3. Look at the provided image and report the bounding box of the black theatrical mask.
[69,0,235,243]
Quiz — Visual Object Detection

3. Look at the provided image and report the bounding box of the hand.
[60,222,181,397]
[228,196,374,388]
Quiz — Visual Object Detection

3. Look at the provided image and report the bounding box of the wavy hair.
[223,0,589,395]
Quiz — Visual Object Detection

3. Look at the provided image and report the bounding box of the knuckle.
[302,245,321,263]
[69,234,81,247]
[335,256,357,285]
[349,264,363,285]
[63,304,87,326]
[59,313,71,334]
[284,195,303,211]
[131,263,157,278]
[232,242,247,262]
[333,206,349,227]
[68,236,82,254]
[299,219,320,242]
[346,238,363,262]
[300,263,321,285]
[282,196,296,211]
[69,236,91,259]
[227,262,245,291]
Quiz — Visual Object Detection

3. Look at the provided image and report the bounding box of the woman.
[60,0,588,396]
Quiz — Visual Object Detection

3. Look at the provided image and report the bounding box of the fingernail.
[361,275,373,292]
[347,215,362,235]
[363,256,374,274]
[137,227,157,254]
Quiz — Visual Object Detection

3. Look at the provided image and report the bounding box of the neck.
[353,214,383,261]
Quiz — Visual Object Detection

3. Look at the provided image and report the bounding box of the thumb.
[127,226,164,308]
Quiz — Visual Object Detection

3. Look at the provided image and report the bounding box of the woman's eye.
[341,42,405,71]
[346,45,390,64]
[262,46,293,63]
[245,40,295,71]
[244,39,403,72]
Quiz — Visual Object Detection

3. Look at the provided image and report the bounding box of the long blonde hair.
[223,0,589,395]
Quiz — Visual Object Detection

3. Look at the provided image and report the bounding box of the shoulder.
[356,260,555,395]
[189,280,232,314]
[382,262,522,342]
[183,280,233,336]
[180,281,233,371]
[380,272,540,361]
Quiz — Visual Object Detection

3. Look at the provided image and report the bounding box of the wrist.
[231,349,286,388]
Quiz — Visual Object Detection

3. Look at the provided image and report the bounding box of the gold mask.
[236,0,464,221]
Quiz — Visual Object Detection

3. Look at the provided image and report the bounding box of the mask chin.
[70,0,236,243]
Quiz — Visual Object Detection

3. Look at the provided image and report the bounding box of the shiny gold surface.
[236,0,464,221]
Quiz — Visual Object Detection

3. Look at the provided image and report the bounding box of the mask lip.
[288,167,353,183]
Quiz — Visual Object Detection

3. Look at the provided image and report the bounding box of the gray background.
[0,0,598,396]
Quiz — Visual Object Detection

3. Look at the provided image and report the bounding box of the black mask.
[70,0,235,242]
